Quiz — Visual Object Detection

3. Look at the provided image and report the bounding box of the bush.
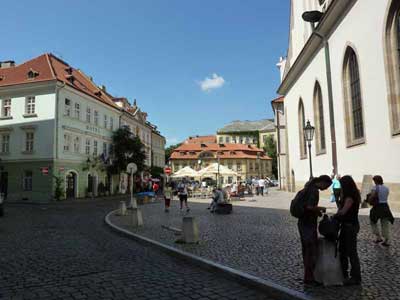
[54,176,64,201]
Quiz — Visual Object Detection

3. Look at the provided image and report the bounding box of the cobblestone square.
[111,189,400,300]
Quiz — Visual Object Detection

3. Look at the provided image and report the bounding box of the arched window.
[343,47,365,145]
[384,1,400,135]
[313,82,326,154]
[298,99,307,158]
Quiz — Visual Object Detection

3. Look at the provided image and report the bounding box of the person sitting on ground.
[208,188,225,212]
[368,175,394,247]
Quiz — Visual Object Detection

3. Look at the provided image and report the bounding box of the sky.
[1,0,290,146]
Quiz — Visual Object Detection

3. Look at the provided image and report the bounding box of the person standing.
[258,178,266,196]
[163,183,173,212]
[298,175,331,284]
[334,175,361,286]
[331,174,341,208]
[369,175,394,247]
[177,179,190,212]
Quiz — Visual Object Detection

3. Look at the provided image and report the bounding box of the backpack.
[290,188,308,218]
[318,214,340,242]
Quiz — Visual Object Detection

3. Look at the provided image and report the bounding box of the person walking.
[368,175,394,247]
[297,175,331,285]
[163,182,173,212]
[177,179,190,212]
[334,175,361,286]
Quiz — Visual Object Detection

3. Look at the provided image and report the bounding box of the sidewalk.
[108,189,400,300]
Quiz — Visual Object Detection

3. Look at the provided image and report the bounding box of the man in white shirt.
[258,178,266,196]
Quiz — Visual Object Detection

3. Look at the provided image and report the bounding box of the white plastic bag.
[314,238,343,286]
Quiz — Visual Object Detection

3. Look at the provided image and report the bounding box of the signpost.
[127,163,138,208]
[41,167,49,175]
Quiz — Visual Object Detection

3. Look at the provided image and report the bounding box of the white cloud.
[198,73,225,92]
[166,137,179,146]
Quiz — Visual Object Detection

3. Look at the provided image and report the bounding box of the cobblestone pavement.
[111,190,400,300]
[0,200,276,300]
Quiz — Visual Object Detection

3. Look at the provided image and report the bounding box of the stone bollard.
[131,208,143,227]
[182,217,199,244]
[118,201,127,216]
[130,197,138,209]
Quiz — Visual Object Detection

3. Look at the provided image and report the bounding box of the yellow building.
[170,136,272,183]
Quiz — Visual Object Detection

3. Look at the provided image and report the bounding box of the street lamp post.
[302,10,338,176]
[303,120,315,180]
[217,153,220,188]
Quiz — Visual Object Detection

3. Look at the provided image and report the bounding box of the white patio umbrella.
[198,163,237,177]
[170,166,199,178]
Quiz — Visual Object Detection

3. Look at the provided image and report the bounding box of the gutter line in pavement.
[105,209,319,300]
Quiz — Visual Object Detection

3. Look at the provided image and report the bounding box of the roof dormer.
[27,69,39,79]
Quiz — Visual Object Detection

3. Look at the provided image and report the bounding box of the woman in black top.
[335,175,361,286]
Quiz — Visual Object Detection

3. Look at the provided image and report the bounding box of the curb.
[105,209,317,300]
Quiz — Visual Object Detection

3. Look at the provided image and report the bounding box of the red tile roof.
[184,135,216,144]
[170,142,271,160]
[0,53,119,109]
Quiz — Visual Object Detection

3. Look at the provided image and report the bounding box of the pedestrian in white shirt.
[258,178,266,196]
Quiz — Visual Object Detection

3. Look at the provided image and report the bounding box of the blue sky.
[1,0,290,146]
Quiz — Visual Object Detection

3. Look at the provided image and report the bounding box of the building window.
[102,142,107,156]
[384,2,400,135]
[85,138,91,155]
[94,110,99,126]
[26,97,35,115]
[74,103,80,119]
[23,171,33,191]
[86,107,91,123]
[110,117,114,130]
[64,99,71,116]
[313,82,326,153]
[25,132,34,152]
[219,136,223,143]
[93,140,98,156]
[343,47,365,145]
[64,134,71,152]
[1,134,10,153]
[298,99,307,158]
[249,162,254,171]
[73,136,80,153]
[225,136,230,143]
[2,99,11,117]
[245,137,250,144]
[104,115,108,128]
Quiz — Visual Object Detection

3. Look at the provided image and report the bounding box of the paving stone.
[0,200,274,300]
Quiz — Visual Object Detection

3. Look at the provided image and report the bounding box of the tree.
[263,135,278,179]
[165,143,181,163]
[108,127,147,177]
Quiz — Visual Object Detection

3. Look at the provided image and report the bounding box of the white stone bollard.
[130,196,138,209]
[131,208,143,227]
[182,217,199,244]
[118,201,127,216]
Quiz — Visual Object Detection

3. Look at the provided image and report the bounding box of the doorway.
[66,172,77,199]
[0,171,8,200]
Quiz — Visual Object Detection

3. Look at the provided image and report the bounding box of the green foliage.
[53,175,64,201]
[165,143,181,163]
[108,127,147,175]
[82,155,107,172]
[150,166,164,178]
[263,135,278,179]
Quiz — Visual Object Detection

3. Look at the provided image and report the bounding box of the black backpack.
[290,188,308,218]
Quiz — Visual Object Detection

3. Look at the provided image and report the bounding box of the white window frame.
[64,99,71,117]
[73,136,80,153]
[74,103,80,119]
[94,110,99,126]
[110,117,114,130]
[85,138,91,155]
[93,140,98,156]
[1,134,10,153]
[86,107,91,123]
[64,134,71,152]
[25,96,36,115]
[2,99,11,117]
[25,131,34,153]
[104,115,108,128]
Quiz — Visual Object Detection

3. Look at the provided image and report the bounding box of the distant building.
[216,119,275,149]
[0,53,164,202]
[170,135,272,184]
[277,0,400,208]
[151,129,166,169]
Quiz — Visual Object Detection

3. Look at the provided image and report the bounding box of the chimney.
[100,85,106,92]
[0,60,15,69]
